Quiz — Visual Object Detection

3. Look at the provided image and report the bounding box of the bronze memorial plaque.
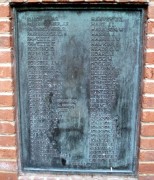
[15,6,143,174]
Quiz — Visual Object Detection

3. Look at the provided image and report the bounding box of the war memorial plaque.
[15,6,143,174]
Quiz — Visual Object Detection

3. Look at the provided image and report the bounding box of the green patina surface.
[14,6,144,175]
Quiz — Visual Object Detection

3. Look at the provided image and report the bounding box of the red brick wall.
[0,0,153,180]
[0,2,17,180]
[139,3,154,180]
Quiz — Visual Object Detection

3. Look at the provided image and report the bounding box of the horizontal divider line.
[0,63,12,67]
[0,121,15,124]
[144,79,154,82]
[145,64,154,68]
[143,94,154,97]
[146,34,154,37]
[0,34,11,37]
[0,159,17,162]
[139,174,154,176]
[0,107,14,110]
[0,48,11,51]
[146,49,154,52]
[0,147,16,150]
[0,92,14,95]
[141,122,154,125]
[0,134,16,137]
[139,161,154,164]
[140,135,154,139]
[0,78,13,81]
[140,149,154,151]
[142,110,154,112]
[148,18,154,22]
[0,19,10,22]
[0,3,9,5]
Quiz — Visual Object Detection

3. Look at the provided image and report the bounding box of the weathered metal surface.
[15,7,143,174]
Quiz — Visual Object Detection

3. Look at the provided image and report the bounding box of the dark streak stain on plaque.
[15,6,143,174]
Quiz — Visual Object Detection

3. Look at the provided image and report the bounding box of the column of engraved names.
[27,17,53,165]
[89,17,118,165]
[27,17,69,166]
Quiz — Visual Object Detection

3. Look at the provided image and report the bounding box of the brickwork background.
[0,0,153,179]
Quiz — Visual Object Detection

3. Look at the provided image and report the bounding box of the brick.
[0,81,13,92]
[139,163,154,173]
[0,66,12,78]
[147,36,154,49]
[0,149,16,159]
[0,135,16,146]
[27,0,41,2]
[69,0,84,2]
[0,172,17,180]
[0,21,10,33]
[0,95,14,106]
[142,96,154,108]
[141,124,154,136]
[62,0,82,2]
[104,0,115,1]
[0,122,15,134]
[144,68,154,79]
[58,0,68,1]
[141,111,154,122]
[0,51,11,63]
[140,150,154,161]
[143,82,154,93]
[0,109,14,121]
[139,176,154,180]
[0,36,11,48]
[117,0,129,2]
[140,138,154,149]
[42,0,58,2]
[0,5,10,18]
[148,6,154,19]
[84,0,101,2]
[0,161,17,171]
[145,52,154,63]
[147,21,154,34]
